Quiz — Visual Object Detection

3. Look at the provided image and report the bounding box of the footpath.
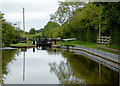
[61,45,120,64]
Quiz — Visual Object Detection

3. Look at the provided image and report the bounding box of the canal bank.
[61,45,120,64]
[10,45,36,48]
[61,47,119,72]
[52,44,119,64]
[56,40,120,54]
[10,42,36,48]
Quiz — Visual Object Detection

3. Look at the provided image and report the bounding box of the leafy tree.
[60,4,100,42]
[61,23,71,38]
[92,2,120,45]
[29,28,36,35]
[49,27,61,38]
[2,22,14,46]
[50,1,85,25]
[42,21,60,37]
[45,2,120,45]
[1,12,22,47]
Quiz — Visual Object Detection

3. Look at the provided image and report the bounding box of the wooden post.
[99,22,101,44]
[99,4,101,45]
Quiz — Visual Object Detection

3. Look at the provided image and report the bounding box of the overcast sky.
[0,0,65,31]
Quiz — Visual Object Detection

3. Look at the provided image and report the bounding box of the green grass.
[10,42,32,47]
[102,44,119,50]
[25,34,34,39]
[56,40,120,54]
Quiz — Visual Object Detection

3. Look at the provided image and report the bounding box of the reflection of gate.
[97,36,111,45]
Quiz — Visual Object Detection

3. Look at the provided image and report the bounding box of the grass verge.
[10,42,32,47]
[56,40,120,54]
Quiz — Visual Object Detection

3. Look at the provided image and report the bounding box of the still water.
[2,47,119,84]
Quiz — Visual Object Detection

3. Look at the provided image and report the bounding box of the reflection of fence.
[97,36,111,45]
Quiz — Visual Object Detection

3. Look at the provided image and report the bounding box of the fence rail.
[97,36,111,45]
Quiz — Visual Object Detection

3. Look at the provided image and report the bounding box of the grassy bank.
[10,41,33,47]
[56,40,120,54]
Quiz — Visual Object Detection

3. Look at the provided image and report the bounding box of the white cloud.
[0,0,59,31]
[0,0,59,3]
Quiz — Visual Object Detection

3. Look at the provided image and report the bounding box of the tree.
[49,27,61,38]
[42,21,60,37]
[93,2,120,45]
[2,22,22,46]
[1,12,22,47]
[50,1,85,25]
[60,4,100,42]
[44,2,120,45]
[29,28,36,35]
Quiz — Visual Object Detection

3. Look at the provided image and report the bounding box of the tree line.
[42,2,120,45]
[0,13,43,47]
[0,13,23,47]
[1,2,119,47]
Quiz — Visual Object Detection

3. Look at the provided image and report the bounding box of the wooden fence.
[97,36,111,45]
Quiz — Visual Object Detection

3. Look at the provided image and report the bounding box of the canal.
[2,47,119,85]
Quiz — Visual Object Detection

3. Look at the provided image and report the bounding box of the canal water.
[2,47,119,85]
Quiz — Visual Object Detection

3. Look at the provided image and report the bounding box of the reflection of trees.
[61,51,119,85]
[47,49,61,55]
[2,49,20,83]
[49,61,85,84]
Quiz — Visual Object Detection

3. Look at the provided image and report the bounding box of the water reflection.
[2,49,19,83]
[3,47,62,84]
[2,47,119,85]
[2,49,19,74]
[21,49,27,81]
[36,46,48,50]
[33,48,35,52]
[46,47,61,55]
[61,51,119,84]
[49,61,85,84]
